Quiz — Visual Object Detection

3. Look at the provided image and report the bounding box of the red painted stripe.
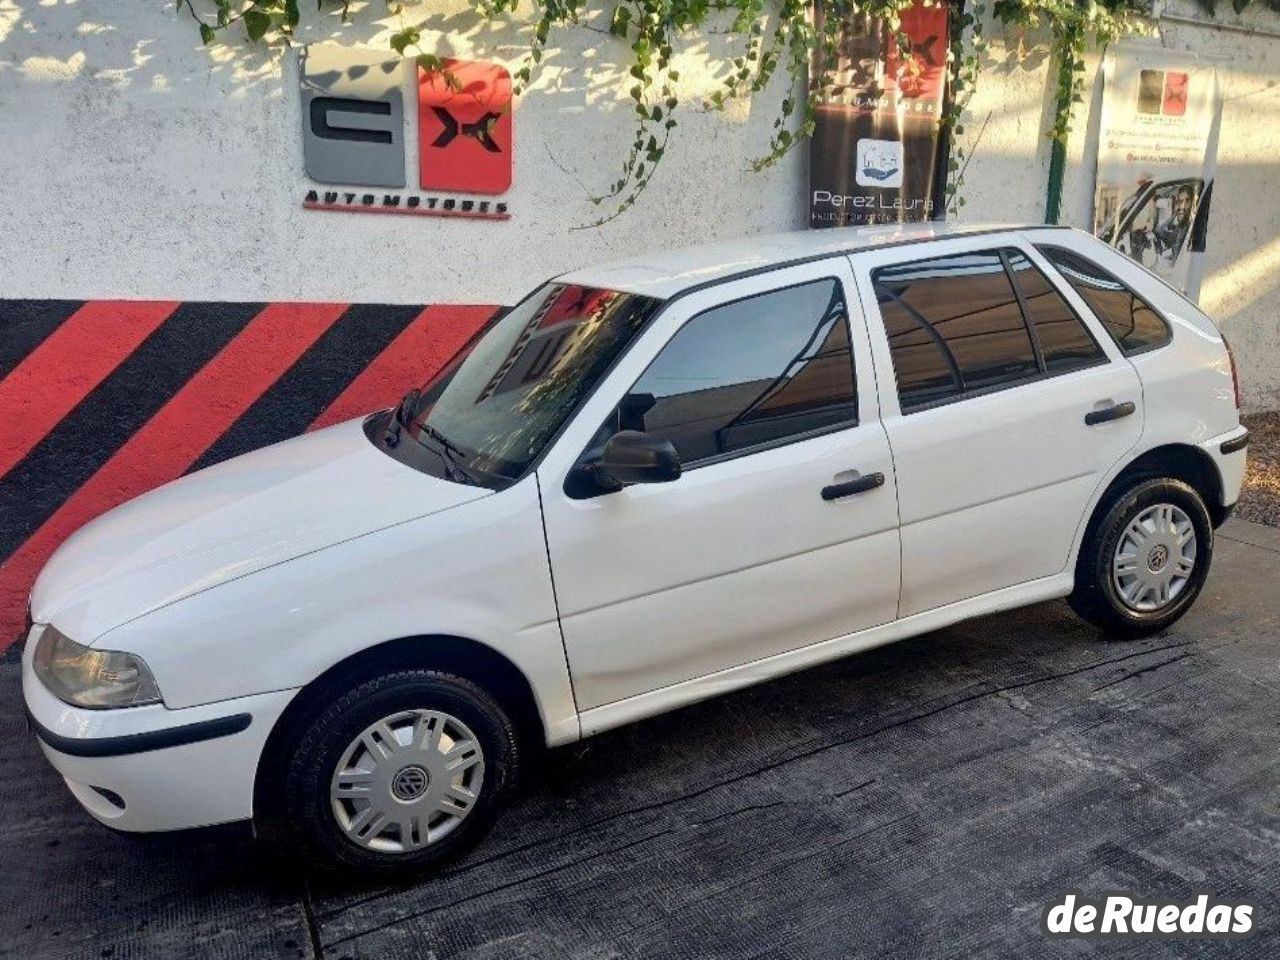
[0,302,348,650]
[0,301,179,481]
[309,304,495,431]
[305,201,511,221]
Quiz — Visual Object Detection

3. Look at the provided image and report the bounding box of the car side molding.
[27,709,252,758]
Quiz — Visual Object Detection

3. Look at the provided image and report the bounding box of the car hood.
[30,418,491,642]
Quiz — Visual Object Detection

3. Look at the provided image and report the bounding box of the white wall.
[1,0,1278,408]
[0,0,803,307]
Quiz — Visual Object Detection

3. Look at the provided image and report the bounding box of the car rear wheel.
[278,669,518,879]
[1070,477,1213,638]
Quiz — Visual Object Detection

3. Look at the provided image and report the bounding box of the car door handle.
[821,472,885,501]
[1084,401,1136,426]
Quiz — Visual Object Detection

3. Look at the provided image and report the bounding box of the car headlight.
[32,626,162,709]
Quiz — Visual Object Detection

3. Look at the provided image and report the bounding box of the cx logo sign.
[300,45,512,195]
[418,60,512,194]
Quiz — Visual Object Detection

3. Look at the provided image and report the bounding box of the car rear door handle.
[821,472,885,501]
[1084,401,1136,426]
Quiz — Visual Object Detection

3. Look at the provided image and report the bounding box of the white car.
[23,223,1248,878]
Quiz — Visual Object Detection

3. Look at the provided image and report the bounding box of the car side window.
[872,250,1038,411]
[1036,245,1172,355]
[614,279,857,465]
[1004,250,1106,374]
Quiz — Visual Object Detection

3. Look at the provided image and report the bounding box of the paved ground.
[2,518,1279,960]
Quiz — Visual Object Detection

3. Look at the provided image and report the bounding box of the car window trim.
[580,273,862,475]
[1003,246,1109,373]
[1033,243,1173,357]
[999,247,1047,372]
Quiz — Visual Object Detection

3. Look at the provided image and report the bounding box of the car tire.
[1069,477,1213,639]
[276,669,519,880]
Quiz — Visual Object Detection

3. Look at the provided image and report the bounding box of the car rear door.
[537,259,900,712]
[851,234,1143,617]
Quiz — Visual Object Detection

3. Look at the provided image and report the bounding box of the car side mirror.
[599,430,681,486]
[566,430,682,499]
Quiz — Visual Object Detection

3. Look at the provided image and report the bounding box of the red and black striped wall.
[0,299,498,653]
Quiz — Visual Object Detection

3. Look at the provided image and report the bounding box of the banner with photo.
[808,0,950,229]
[1092,46,1222,299]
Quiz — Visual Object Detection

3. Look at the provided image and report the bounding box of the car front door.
[537,260,900,713]
[852,235,1143,618]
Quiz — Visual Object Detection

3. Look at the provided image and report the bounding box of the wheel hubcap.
[330,709,485,854]
[1112,503,1197,612]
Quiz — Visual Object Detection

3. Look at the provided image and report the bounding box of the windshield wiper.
[383,388,421,449]
[382,389,482,486]
[418,423,482,487]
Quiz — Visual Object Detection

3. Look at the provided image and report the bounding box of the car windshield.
[374,283,663,488]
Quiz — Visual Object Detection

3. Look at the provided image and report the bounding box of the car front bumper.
[22,624,296,832]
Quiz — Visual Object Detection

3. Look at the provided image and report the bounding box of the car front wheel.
[278,669,518,879]
[1070,477,1213,638]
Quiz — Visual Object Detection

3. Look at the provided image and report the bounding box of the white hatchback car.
[24,224,1248,878]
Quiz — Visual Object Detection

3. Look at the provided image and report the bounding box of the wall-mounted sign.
[299,44,513,220]
[300,45,406,188]
[418,59,513,195]
[808,0,949,228]
[1091,46,1221,299]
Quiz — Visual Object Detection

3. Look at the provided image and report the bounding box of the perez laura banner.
[809,0,949,229]
[1091,45,1221,300]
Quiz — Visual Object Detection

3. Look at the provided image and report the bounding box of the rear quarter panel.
[1029,230,1239,466]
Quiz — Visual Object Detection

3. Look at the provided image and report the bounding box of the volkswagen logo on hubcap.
[391,765,430,802]
[1147,544,1170,573]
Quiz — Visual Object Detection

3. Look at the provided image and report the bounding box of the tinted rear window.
[1004,250,1106,374]
[873,251,1039,410]
[1037,246,1171,355]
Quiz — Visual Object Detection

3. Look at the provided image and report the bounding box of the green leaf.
[199,22,216,44]
[390,27,420,54]
[610,5,631,37]
[284,0,300,27]
[244,9,271,41]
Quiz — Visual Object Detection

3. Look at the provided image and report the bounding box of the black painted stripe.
[27,708,252,757]
[190,302,423,471]
[0,300,86,380]
[0,302,264,562]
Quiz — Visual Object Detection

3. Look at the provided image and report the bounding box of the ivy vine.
[177,0,1154,223]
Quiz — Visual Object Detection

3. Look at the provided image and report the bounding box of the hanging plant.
[175,0,1153,223]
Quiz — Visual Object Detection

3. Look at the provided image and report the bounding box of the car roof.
[558,222,1073,300]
